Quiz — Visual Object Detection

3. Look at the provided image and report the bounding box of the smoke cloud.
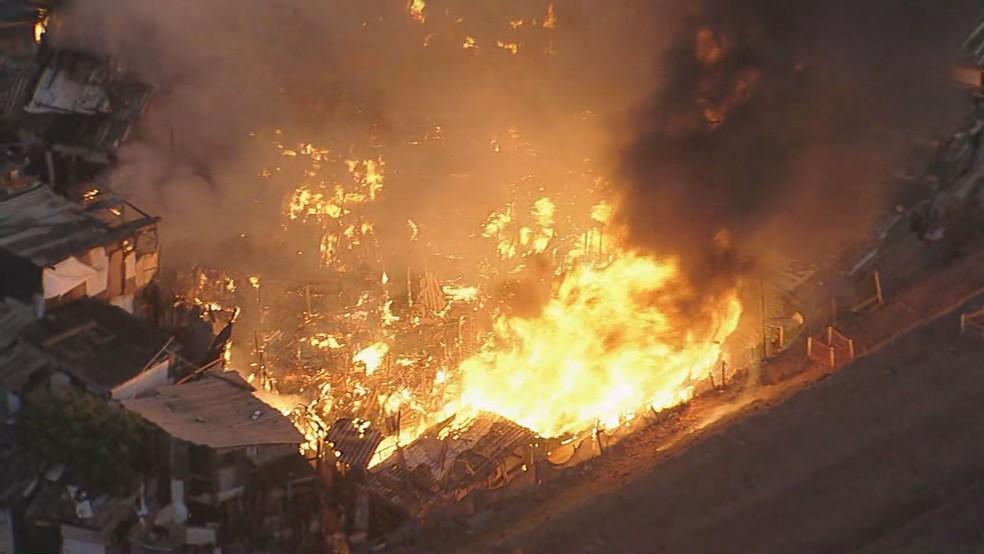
[52,0,679,280]
[618,0,979,293]
[51,0,979,298]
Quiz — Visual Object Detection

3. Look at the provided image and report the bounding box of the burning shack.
[368,413,537,521]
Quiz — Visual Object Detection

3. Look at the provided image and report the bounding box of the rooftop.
[19,298,171,395]
[0,300,47,393]
[0,183,157,267]
[25,50,151,152]
[121,371,304,449]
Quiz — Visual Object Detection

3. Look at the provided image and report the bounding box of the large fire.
[458,251,741,437]
[175,2,748,465]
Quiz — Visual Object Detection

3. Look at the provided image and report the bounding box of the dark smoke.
[619,0,979,293]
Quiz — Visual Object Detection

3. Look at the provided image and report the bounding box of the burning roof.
[369,412,535,516]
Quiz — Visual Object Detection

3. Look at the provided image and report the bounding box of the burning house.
[368,413,537,521]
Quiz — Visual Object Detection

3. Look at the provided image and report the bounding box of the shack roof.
[18,298,170,395]
[0,300,48,393]
[0,426,41,506]
[121,371,304,449]
[0,184,157,267]
[369,412,533,513]
[25,49,151,153]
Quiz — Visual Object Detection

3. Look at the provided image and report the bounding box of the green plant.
[20,389,152,495]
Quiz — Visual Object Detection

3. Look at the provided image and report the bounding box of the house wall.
[246,443,300,467]
[43,235,159,316]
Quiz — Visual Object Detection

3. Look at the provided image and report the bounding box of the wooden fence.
[807,326,855,369]
[851,270,884,313]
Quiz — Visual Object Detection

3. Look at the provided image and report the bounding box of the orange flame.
[542,4,557,29]
[409,0,426,24]
[457,250,742,437]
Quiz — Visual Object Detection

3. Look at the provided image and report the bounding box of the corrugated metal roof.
[0,184,155,267]
[370,412,533,508]
[327,418,383,470]
[122,372,304,449]
[0,337,48,392]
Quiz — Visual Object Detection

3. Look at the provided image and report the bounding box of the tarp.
[42,255,106,299]
[111,358,170,401]
[124,251,135,282]
[135,252,158,287]
[87,247,108,292]
[110,294,133,314]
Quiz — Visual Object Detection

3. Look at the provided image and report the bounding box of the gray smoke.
[52,0,677,277]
